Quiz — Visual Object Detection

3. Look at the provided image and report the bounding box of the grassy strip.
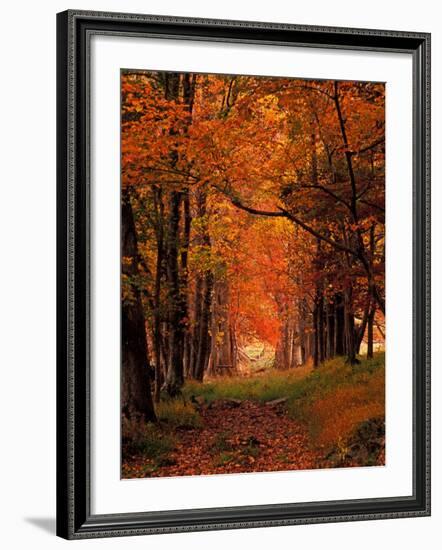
[123,354,385,468]
[184,353,385,452]
[183,363,313,404]
[122,401,201,466]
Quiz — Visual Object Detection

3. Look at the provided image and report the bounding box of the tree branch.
[214,184,358,257]
[350,137,385,156]
[298,183,352,211]
[278,206,357,256]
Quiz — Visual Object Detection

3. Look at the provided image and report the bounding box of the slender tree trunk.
[318,293,325,362]
[180,189,191,378]
[190,188,213,381]
[344,287,360,365]
[298,298,307,365]
[189,273,203,378]
[334,292,345,355]
[165,190,185,396]
[313,299,319,368]
[355,299,371,355]
[210,277,236,375]
[153,186,164,403]
[163,72,186,396]
[326,301,335,359]
[275,317,290,369]
[334,81,385,317]
[194,271,213,380]
[367,223,376,360]
[367,307,375,359]
[121,192,156,421]
[160,321,169,378]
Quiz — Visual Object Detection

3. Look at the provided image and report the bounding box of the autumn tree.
[121,70,385,408]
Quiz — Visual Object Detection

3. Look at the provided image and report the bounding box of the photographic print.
[121,70,386,479]
[57,12,430,538]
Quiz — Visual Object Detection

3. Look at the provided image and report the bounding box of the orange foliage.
[306,374,385,448]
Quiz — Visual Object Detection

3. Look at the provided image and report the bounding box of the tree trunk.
[209,277,236,375]
[275,317,290,369]
[318,293,325,363]
[326,301,335,359]
[153,186,164,403]
[181,189,191,378]
[190,188,213,381]
[189,273,203,378]
[313,300,319,368]
[164,190,185,396]
[355,298,371,355]
[334,292,345,355]
[367,307,375,359]
[366,224,376,360]
[298,298,307,365]
[121,192,156,421]
[344,287,360,365]
[194,271,213,380]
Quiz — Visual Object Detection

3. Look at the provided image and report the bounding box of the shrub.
[286,353,385,453]
[326,417,385,467]
[156,399,202,429]
[122,415,175,460]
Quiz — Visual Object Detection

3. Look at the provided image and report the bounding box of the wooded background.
[121,71,385,420]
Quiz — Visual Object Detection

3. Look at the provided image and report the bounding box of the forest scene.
[121,70,386,478]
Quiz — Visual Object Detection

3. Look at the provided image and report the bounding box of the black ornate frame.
[56,10,431,539]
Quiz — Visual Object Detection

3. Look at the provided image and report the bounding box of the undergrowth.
[123,354,385,469]
[156,399,202,429]
[122,416,175,462]
[184,353,385,455]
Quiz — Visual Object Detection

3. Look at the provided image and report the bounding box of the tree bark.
[318,293,325,363]
[163,71,186,396]
[334,292,345,356]
[181,189,191,378]
[344,287,360,365]
[209,277,236,375]
[190,188,213,381]
[367,307,375,359]
[164,190,185,396]
[153,186,164,403]
[189,273,203,378]
[121,192,156,421]
[194,271,213,380]
[326,300,335,359]
[298,298,307,365]
[313,299,319,368]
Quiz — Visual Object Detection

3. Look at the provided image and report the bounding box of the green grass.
[122,400,202,466]
[124,354,385,468]
[283,353,384,416]
[184,352,385,452]
[284,354,385,449]
[182,363,313,404]
[184,353,383,404]
[122,419,175,461]
[156,400,202,429]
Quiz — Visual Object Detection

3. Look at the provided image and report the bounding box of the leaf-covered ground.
[122,398,321,478]
[122,354,385,478]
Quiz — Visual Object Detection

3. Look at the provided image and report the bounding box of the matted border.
[56,10,430,539]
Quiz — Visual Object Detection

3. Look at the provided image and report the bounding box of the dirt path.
[122,399,321,478]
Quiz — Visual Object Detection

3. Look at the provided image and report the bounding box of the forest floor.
[122,398,320,478]
[122,353,385,479]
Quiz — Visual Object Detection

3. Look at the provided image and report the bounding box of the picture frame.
[56,9,431,540]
